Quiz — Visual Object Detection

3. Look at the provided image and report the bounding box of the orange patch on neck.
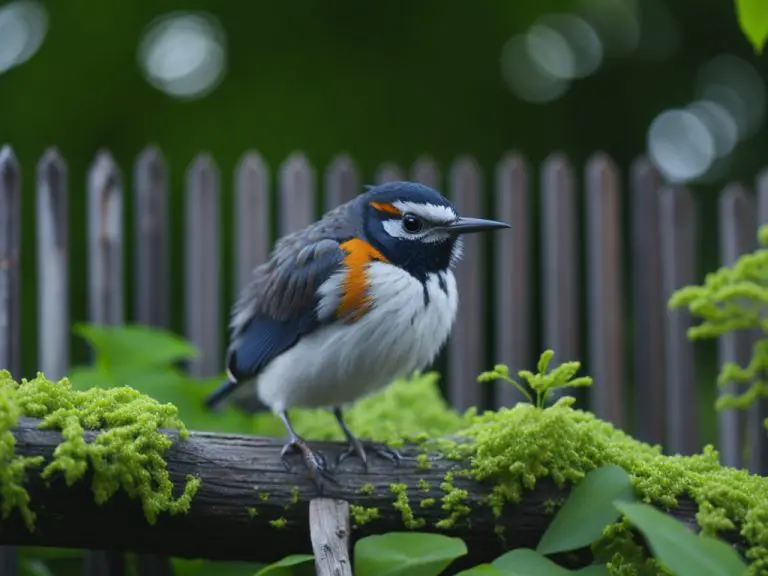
[369,201,401,216]
[337,238,389,321]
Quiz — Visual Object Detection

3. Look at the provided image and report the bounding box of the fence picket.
[659,185,698,455]
[134,146,169,328]
[37,148,69,381]
[235,152,271,296]
[629,157,666,445]
[0,145,20,576]
[184,154,222,378]
[375,163,404,184]
[717,184,755,468]
[410,156,441,189]
[752,172,768,474]
[279,153,316,236]
[324,154,359,211]
[448,156,486,411]
[493,153,531,407]
[85,149,125,575]
[540,154,580,400]
[585,153,624,426]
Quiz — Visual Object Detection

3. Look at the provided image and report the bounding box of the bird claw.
[280,438,339,494]
[336,437,402,470]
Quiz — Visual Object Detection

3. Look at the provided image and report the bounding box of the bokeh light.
[528,13,603,80]
[647,109,715,183]
[138,11,227,100]
[695,54,766,140]
[0,0,48,75]
[500,34,571,104]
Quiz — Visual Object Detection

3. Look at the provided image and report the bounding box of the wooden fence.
[0,143,767,574]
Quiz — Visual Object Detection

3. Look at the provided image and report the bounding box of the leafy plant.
[668,225,768,426]
[477,349,593,408]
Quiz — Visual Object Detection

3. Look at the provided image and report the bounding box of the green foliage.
[735,0,768,54]
[477,349,593,408]
[536,465,637,556]
[614,501,748,576]
[354,532,467,576]
[252,554,314,576]
[669,225,768,422]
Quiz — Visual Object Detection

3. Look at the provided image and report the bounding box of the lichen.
[0,370,200,529]
[350,504,380,527]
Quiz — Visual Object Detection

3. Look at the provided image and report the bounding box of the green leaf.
[575,565,610,575]
[735,0,768,54]
[354,532,467,576]
[454,565,503,575]
[73,323,198,371]
[537,465,636,555]
[253,554,314,576]
[614,501,748,576]
[491,549,569,575]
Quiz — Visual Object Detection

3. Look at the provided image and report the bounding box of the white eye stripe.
[391,201,456,224]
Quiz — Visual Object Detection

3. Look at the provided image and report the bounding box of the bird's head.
[359,181,510,279]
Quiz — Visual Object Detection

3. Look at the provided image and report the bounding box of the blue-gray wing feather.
[204,200,360,409]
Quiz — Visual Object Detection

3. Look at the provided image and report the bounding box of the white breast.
[254,262,459,413]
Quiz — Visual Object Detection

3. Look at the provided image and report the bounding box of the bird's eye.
[402,213,423,233]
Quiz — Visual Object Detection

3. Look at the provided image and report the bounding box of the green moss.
[290,486,299,505]
[357,483,375,496]
[390,483,425,529]
[246,506,258,518]
[350,505,380,526]
[418,479,431,492]
[420,498,436,508]
[270,517,287,529]
[0,371,200,529]
[259,492,270,502]
[416,453,432,469]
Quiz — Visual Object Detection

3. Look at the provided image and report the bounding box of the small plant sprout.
[477,349,592,408]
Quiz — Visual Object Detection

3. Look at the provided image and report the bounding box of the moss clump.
[350,505,380,527]
[357,483,374,496]
[390,483,426,529]
[270,517,287,529]
[0,370,199,529]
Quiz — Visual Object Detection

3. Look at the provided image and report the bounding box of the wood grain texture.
[1,418,746,570]
[310,499,352,576]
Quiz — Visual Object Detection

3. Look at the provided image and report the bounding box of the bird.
[204,180,510,492]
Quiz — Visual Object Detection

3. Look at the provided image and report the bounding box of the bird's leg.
[333,406,401,469]
[278,410,338,494]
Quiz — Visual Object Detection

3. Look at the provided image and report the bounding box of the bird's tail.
[204,379,239,410]
[204,378,269,413]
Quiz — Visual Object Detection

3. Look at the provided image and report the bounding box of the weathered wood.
[752,171,768,475]
[87,150,124,326]
[133,146,169,328]
[410,156,441,189]
[325,154,359,211]
[1,417,742,570]
[310,499,352,576]
[540,154,580,402]
[659,185,698,455]
[717,185,755,469]
[234,151,271,295]
[185,154,221,378]
[0,146,21,379]
[37,148,69,381]
[374,163,404,184]
[585,153,624,427]
[629,157,666,445]
[448,156,486,411]
[493,153,530,407]
[279,153,316,235]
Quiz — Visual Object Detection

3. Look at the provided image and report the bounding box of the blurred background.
[1,0,768,573]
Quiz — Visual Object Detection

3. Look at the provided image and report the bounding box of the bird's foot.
[337,436,402,470]
[280,438,339,494]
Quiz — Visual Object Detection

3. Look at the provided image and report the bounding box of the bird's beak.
[441,216,511,235]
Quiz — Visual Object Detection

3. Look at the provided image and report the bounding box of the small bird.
[204,181,510,491]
